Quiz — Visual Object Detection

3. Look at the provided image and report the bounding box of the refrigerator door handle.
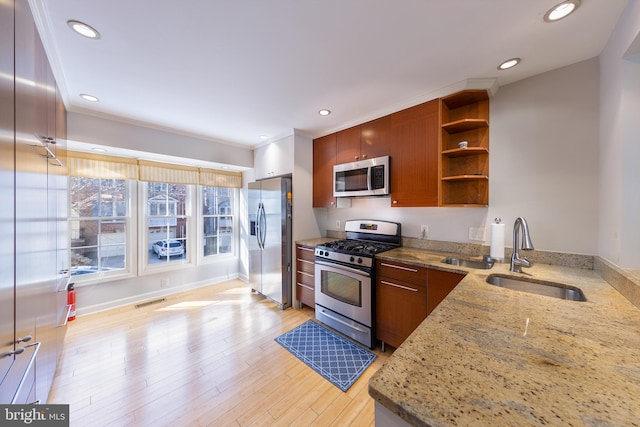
[255,203,263,250]
[258,203,267,249]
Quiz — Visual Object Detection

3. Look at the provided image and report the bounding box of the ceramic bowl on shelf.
[458,141,468,149]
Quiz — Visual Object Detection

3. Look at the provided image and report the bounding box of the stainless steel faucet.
[510,217,534,273]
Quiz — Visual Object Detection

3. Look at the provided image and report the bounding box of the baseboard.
[76,273,241,316]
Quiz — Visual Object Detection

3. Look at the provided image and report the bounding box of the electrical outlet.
[420,225,428,240]
[336,220,341,229]
[469,227,486,241]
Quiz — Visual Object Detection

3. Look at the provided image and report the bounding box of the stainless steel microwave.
[333,156,389,197]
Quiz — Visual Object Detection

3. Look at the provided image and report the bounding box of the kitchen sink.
[486,275,587,301]
[442,257,494,269]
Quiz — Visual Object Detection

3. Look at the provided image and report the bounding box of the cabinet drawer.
[377,261,427,284]
[296,270,315,288]
[296,245,315,261]
[296,283,315,308]
[296,258,315,275]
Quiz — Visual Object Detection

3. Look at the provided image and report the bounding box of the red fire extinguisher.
[67,283,76,322]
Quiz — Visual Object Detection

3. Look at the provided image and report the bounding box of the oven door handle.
[315,259,371,277]
[317,307,370,334]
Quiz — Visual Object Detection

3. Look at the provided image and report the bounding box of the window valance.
[199,168,242,188]
[67,151,139,180]
[67,151,242,188]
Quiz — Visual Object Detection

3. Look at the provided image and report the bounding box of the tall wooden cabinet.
[1,0,69,404]
[439,90,490,206]
[389,99,440,207]
[312,133,337,208]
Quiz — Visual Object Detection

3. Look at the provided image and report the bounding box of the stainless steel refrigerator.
[248,177,292,309]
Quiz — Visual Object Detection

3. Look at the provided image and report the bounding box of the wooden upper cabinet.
[360,115,391,160]
[313,133,337,208]
[336,125,361,164]
[389,99,439,207]
[336,116,391,164]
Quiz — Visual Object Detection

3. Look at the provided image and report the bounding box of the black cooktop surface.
[318,239,397,256]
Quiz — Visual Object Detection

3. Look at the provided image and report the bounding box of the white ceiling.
[31,0,628,150]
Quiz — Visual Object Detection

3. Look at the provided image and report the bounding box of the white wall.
[67,112,253,169]
[599,0,640,268]
[323,58,601,255]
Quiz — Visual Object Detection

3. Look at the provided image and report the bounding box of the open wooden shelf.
[441,118,489,133]
[441,147,489,158]
[441,174,488,181]
[439,90,490,207]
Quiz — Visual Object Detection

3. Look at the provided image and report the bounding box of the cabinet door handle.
[298,271,313,278]
[297,283,314,291]
[380,262,418,273]
[392,200,398,205]
[299,246,314,253]
[16,335,32,344]
[380,280,418,292]
[298,259,314,266]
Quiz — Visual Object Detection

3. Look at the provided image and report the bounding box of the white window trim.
[138,182,195,275]
[196,186,238,265]
[70,180,138,286]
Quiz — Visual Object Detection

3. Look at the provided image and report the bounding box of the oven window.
[335,169,368,192]
[320,270,362,307]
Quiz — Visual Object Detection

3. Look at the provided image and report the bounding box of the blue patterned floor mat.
[275,319,377,392]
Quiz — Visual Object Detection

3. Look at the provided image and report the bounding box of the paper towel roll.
[490,222,505,261]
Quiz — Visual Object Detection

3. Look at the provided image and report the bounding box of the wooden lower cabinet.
[427,268,465,314]
[376,261,428,349]
[376,260,464,349]
[295,245,316,308]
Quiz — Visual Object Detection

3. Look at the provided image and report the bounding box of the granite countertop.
[369,247,640,426]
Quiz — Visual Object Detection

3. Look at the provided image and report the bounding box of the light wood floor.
[49,280,391,426]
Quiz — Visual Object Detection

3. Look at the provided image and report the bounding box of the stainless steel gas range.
[314,220,401,348]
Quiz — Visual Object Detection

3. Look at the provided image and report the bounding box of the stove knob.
[349,256,355,262]
[357,258,363,264]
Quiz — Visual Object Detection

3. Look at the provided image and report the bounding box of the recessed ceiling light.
[544,0,581,23]
[67,20,101,39]
[260,135,268,140]
[318,109,331,116]
[80,93,99,102]
[498,58,521,70]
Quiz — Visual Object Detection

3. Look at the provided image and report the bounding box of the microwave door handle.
[367,166,372,191]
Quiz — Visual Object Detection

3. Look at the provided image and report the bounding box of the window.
[202,186,235,256]
[146,182,189,265]
[69,178,129,276]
